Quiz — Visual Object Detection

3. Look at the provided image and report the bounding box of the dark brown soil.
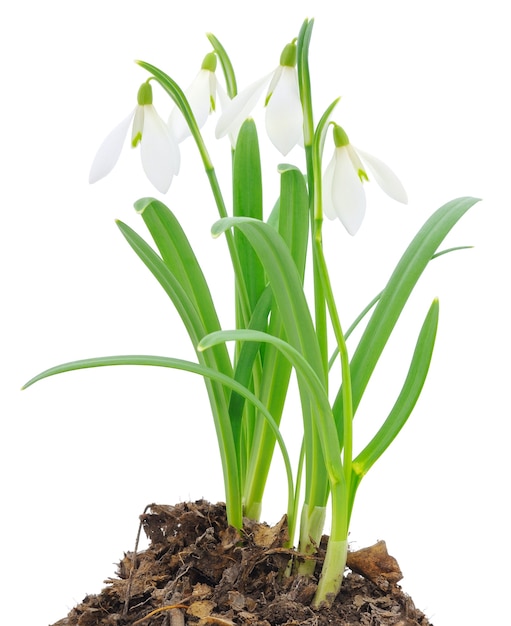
[52,500,432,626]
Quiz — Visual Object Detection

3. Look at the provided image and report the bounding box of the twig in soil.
[124,503,155,616]
[131,604,189,626]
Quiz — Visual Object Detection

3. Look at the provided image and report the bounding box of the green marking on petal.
[131,131,142,148]
[358,168,369,182]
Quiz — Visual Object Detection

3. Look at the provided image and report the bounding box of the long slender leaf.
[116,219,208,353]
[243,165,310,515]
[135,198,220,330]
[233,119,265,314]
[134,197,232,378]
[296,18,315,146]
[277,164,309,278]
[115,219,245,525]
[200,329,341,483]
[210,217,344,511]
[21,353,294,525]
[228,286,273,451]
[328,244,473,371]
[333,197,479,427]
[231,118,266,480]
[212,216,323,374]
[349,298,440,513]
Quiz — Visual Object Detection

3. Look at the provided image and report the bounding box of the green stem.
[307,88,353,604]
[314,235,353,487]
[312,481,348,607]
[137,61,252,327]
[297,502,326,575]
[296,17,333,569]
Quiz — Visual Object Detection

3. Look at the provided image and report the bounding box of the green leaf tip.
[134,197,157,215]
[277,163,301,174]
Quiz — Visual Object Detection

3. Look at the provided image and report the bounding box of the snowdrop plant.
[24,19,477,607]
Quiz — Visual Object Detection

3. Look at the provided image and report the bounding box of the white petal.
[89,110,134,183]
[322,153,339,221]
[215,72,273,143]
[324,147,366,235]
[346,144,366,178]
[216,84,237,147]
[131,106,145,146]
[169,70,215,143]
[356,147,408,204]
[266,65,283,99]
[140,105,180,193]
[265,66,302,155]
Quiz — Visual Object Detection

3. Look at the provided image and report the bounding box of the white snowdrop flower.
[168,52,218,143]
[216,42,302,155]
[89,82,180,194]
[323,124,408,235]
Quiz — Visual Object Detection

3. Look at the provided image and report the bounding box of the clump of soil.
[52,500,432,626]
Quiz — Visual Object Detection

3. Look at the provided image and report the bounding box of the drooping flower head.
[168,52,218,142]
[323,124,408,235]
[264,41,303,155]
[89,81,180,194]
[216,39,303,155]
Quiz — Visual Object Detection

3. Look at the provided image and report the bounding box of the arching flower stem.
[136,60,253,334]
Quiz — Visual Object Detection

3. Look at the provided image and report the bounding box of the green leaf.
[328,244,474,371]
[297,18,315,145]
[350,299,440,508]
[210,217,344,513]
[212,216,322,376]
[115,219,245,524]
[200,328,342,484]
[277,164,309,280]
[242,165,310,515]
[333,196,479,427]
[22,353,295,527]
[116,219,208,353]
[228,286,273,462]
[135,197,218,325]
[134,197,232,377]
[233,119,265,314]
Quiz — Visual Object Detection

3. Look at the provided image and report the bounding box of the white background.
[1,1,509,624]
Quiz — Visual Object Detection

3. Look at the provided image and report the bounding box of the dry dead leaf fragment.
[347,540,403,588]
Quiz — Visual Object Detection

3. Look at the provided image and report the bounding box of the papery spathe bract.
[323,124,408,235]
[89,82,180,194]
[216,41,302,155]
[168,52,218,143]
